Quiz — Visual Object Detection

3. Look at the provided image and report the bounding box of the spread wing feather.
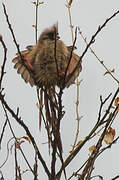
[12,46,35,86]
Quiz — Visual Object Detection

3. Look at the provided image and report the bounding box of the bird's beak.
[57,35,60,40]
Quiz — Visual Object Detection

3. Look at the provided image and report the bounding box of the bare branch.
[80,105,119,179]
[78,28,119,84]
[2,3,34,76]
[0,118,8,149]
[1,103,34,175]
[0,93,51,178]
[57,87,119,174]
[97,93,112,123]
[63,27,78,88]
[0,35,7,89]
[66,10,119,85]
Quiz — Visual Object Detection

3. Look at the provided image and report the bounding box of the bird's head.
[39,23,60,41]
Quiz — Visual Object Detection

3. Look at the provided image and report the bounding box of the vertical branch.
[0,35,7,90]
[35,0,39,44]
[51,140,57,179]
[14,145,18,180]
[66,0,82,151]
[66,0,74,43]
[32,0,44,43]
[33,0,45,129]
[72,80,83,150]
[54,25,59,79]
[34,153,38,180]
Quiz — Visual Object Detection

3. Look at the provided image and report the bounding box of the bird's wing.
[66,52,82,87]
[12,46,35,86]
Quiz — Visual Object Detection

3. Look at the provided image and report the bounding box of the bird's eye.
[48,32,55,40]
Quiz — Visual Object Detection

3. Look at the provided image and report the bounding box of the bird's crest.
[39,23,59,41]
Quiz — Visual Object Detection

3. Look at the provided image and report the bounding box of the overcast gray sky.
[0,0,119,179]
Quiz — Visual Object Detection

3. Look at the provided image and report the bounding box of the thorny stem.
[72,80,82,151]
[66,1,74,43]
[35,0,39,44]
[66,0,82,151]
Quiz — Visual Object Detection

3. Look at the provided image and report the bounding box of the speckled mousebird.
[12,24,82,88]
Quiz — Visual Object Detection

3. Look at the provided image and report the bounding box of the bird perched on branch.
[12,24,82,88]
[12,25,82,173]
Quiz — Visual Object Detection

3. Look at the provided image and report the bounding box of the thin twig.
[14,145,18,180]
[0,118,8,149]
[35,0,39,44]
[98,93,112,123]
[90,175,103,180]
[34,153,38,180]
[66,1,74,43]
[57,86,119,174]
[2,4,22,60]
[67,159,88,180]
[2,3,34,75]
[1,103,34,175]
[72,80,83,151]
[98,136,119,157]
[66,10,119,85]
[66,0,82,152]
[0,93,51,178]
[63,27,78,87]
[78,28,119,84]
[111,175,119,180]
[0,35,7,89]
[0,137,14,169]
[33,0,45,130]
[54,24,59,79]
[81,105,119,179]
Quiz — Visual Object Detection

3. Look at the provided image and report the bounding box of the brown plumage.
[12,24,82,88]
[12,25,82,171]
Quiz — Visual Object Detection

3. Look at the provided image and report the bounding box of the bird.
[12,25,82,171]
[12,24,82,88]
